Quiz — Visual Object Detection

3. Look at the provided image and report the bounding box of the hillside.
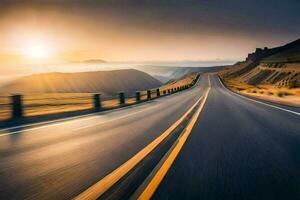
[221,38,300,87]
[135,66,196,82]
[136,65,226,83]
[0,69,162,96]
[80,59,106,63]
[153,75,170,83]
[262,39,300,63]
[220,38,300,106]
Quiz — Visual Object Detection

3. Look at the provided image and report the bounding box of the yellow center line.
[137,76,211,200]
[74,82,205,200]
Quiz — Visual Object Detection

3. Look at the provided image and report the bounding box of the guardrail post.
[156,88,160,97]
[119,92,125,105]
[136,91,141,102]
[93,94,101,111]
[11,94,23,118]
[147,90,151,100]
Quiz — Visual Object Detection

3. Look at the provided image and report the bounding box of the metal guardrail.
[0,74,200,121]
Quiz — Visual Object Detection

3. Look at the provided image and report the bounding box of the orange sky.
[0,1,299,65]
[0,12,251,65]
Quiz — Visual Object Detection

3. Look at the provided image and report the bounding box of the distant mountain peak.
[80,59,106,63]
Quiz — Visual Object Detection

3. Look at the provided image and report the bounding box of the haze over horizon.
[1,2,300,199]
[1,0,300,77]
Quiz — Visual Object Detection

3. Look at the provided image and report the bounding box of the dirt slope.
[220,38,300,107]
[0,69,162,96]
[221,38,300,88]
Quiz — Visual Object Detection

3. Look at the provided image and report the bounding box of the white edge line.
[217,76,300,116]
[0,99,153,132]
[73,104,160,131]
[0,92,181,133]
[0,77,200,133]
[0,103,160,137]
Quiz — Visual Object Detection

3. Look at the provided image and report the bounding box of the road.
[0,76,207,200]
[0,74,300,200]
[153,75,300,200]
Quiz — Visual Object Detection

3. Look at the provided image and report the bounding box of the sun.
[25,44,49,59]
[22,37,52,61]
[26,46,47,59]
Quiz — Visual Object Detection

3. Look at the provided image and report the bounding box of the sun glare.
[22,37,52,61]
[25,44,49,59]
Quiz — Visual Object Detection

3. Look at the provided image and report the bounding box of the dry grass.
[0,94,94,121]
[223,78,300,107]
[0,94,139,121]
[160,73,198,92]
[0,96,10,121]
[0,73,198,121]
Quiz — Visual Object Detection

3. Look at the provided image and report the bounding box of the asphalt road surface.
[0,76,207,200]
[153,75,300,200]
[0,74,300,200]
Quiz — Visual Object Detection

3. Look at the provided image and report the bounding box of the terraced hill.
[221,38,300,88]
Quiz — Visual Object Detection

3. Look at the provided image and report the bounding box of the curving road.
[153,74,300,200]
[0,74,300,200]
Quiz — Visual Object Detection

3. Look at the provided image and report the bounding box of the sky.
[0,0,300,66]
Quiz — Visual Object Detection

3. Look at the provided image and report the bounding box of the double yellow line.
[137,80,210,199]
[74,76,211,200]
